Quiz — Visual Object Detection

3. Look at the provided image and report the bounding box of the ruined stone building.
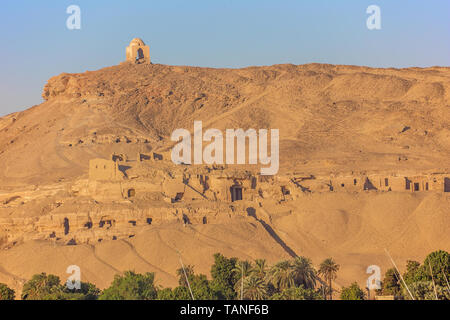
[125,38,150,64]
[86,153,450,206]
[89,158,123,181]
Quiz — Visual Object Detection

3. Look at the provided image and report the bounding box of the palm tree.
[291,256,317,289]
[269,261,295,291]
[233,260,253,299]
[252,259,268,280]
[243,276,268,300]
[318,258,340,300]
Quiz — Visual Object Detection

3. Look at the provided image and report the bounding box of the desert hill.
[1,62,449,185]
[0,62,449,296]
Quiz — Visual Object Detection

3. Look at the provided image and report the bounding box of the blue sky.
[0,0,449,115]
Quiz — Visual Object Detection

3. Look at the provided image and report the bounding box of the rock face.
[0,62,449,295]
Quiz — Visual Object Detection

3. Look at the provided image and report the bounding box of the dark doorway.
[251,177,257,189]
[136,48,144,60]
[230,185,243,202]
[153,152,163,160]
[364,178,377,191]
[414,183,420,191]
[63,218,69,235]
[173,192,184,202]
[444,178,450,192]
[128,189,135,197]
[405,178,411,190]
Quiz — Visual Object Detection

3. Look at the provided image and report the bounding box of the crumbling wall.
[331,176,362,193]
[406,176,432,192]
[0,203,239,246]
[89,158,124,181]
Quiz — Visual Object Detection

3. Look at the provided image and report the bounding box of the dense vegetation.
[0,283,15,300]
[378,250,450,300]
[0,250,448,300]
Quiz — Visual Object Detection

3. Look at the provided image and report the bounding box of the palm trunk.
[329,278,332,300]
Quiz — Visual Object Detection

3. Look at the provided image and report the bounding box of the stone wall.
[89,159,123,181]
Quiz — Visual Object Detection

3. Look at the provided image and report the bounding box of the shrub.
[340,282,365,300]
[0,283,15,300]
[99,271,157,300]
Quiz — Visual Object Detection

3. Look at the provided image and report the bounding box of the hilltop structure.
[125,38,150,64]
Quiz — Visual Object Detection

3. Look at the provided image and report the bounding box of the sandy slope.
[0,192,448,296]
[0,221,291,293]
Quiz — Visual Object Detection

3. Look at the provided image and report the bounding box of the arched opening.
[136,48,144,60]
[128,188,135,198]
